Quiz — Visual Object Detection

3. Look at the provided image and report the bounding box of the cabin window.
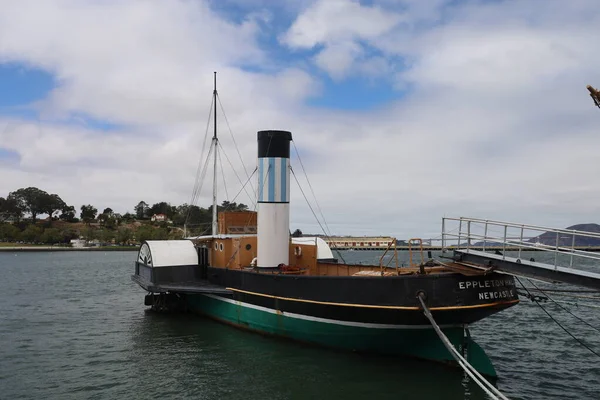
[219,243,224,251]
[214,242,218,250]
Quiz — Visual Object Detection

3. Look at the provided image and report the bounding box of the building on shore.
[323,236,396,250]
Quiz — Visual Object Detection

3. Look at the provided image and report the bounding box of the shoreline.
[0,246,139,252]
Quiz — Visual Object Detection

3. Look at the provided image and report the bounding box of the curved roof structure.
[138,240,198,268]
[292,237,334,260]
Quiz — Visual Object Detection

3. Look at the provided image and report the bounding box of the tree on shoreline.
[2,187,262,245]
[80,205,98,225]
[0,196,22,222]
[8,187,47,223]
[134,201,149,219]
[4,188,71,224]
[60,205,77,222]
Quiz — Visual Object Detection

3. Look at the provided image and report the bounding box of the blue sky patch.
[0,63,55,107]
[308,75,401,110]
[0,147,21,165]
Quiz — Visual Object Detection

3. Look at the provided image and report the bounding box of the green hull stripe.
[187,294,497,377]
[203,294,461,330]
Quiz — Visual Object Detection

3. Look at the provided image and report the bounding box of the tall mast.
[212,71,218,236]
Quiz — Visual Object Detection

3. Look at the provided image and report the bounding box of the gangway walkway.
[442,217,600,290]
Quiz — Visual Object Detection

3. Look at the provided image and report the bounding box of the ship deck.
[131,274,232,294]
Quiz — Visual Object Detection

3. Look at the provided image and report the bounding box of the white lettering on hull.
[458,279,514,290]
[477,290,515,300]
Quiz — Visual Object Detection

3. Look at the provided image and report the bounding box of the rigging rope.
[520,288,600,294]
[224,166,267,268]
[550,299,600,309]
[515,276,600,358]
[417,295,510,400]
[227,167,257,207]
[291,141,334,236]
[216,94,256,196]
[290,140,348,263]
[218,141,256,208]
[217,145,230,201]
[185,143,214,226]
[525,279,600,334]
[189,95,214,207]
[186,89,255,229]
[290,167,347,264]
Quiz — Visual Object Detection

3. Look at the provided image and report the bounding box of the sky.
[1,0,600,239]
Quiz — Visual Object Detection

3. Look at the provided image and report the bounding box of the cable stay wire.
[217,145,230,202]
[186,95,216,230]
[418,296,510,400]
[549,299,600,309]
[290,167,347,265]
[216,93,256,196]
[519,289,600,301]
[519,288,600,294]
[525,279,600,334]
[291,140,349,261]
[189,95,214,206]
[184,87,257,233]
[218,141,256,209]
[224,167,266,268]
[191,142,214,210]
[227,167,257,207]
[185,143,214,226]
[220,135,269,265]
[515,276,600,358]
[291,140,334,237]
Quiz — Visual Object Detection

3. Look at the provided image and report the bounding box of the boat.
[131,74,519,378]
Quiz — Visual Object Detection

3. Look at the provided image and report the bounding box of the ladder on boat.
[441,217,600,290]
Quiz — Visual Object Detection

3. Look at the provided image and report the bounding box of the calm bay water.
[1,250,599,399]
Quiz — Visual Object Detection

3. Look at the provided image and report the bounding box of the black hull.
[206,267,519,326]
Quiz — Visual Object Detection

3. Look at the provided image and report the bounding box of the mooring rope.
[551,299,600,309]
[515,276,600,358]
[417,295,510,400]
[525,278,600,334]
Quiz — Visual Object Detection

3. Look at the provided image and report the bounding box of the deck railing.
[442,217,600,271]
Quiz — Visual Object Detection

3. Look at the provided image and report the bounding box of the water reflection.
[128,310,490,400]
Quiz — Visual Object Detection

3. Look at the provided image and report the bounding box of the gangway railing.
[441,217,600,289]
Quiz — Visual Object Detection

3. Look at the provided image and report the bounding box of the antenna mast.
[212,72,219,235]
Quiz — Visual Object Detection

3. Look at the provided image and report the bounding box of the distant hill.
[471,223,600,247]
[529,223,600,247]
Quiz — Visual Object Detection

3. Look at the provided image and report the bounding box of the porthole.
[245,244,252,251]
[214,242,218,250]
[219,243,224,251]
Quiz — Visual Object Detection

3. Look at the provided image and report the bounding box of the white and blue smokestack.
[257,130,292,268]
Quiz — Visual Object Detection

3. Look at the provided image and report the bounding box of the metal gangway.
[441,217,600,290]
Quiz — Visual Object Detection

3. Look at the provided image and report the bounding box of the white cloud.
[282,0,403,78]
[282,0,402,48]
[1,0,600,239]
[313,41,363,80]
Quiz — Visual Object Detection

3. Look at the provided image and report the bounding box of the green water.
[0,251,599,399]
